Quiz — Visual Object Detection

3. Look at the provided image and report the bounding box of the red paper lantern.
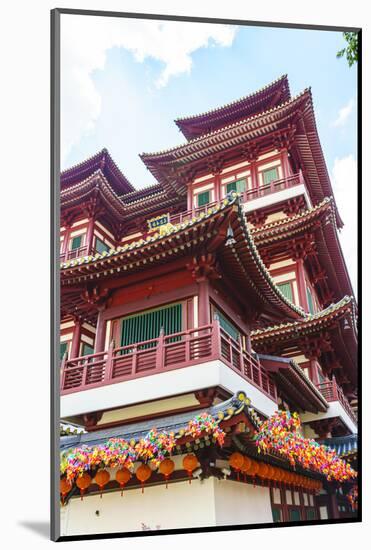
[183,454,198,484]
[229,452,244,480]
[257,463,269,479]
[60,478,72,505]
[116,468,131,496]
[95,469,110,497]
[241,456,252,481]
[76,473,92,500]
[136,464,152,493]
[159,458,175,488]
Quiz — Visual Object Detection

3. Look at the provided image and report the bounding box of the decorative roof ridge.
[119,182,163,198]
[60,168,169,212]
[60,193,238,269]
[140,88,311,159]
[251,295,356,336]
[61,148,109,176]
[251,196,334,233]
[61,148,135,193]
[175,74,289,123]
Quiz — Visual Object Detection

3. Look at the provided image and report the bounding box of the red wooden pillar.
[187,183,193,212]
[309,359,320,385]
[296,258,309,312]
[250,161,258,191]
[70,319,82,358]
[197,278,210,327]
[280,149,290,179]
[85,217,95,255]
[245,325,252,353]
[214,173,221,203]
[62,225,71,255]
[94,306,107,353]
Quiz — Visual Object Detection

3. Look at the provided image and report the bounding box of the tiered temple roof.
[251,197,354,301]
[251,296,357,386]
[141,87,342,226]
[175,74,291,140]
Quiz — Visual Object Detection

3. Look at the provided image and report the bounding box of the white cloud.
[332,98,355,127]
[61,15,237,163]
[331,155,358,295]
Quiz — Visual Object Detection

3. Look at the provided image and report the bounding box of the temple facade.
[59,76,358,536]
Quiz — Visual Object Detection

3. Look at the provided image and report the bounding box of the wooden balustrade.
[60,246,98,262]
[241,171,303,202]
[60,320,277,401]
[316,378,357,424]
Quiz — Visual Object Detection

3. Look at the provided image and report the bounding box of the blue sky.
[61,16,357,292]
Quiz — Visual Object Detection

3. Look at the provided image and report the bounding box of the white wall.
[243,183,312,212]
[214,479,273,526]
[60,477,273,536]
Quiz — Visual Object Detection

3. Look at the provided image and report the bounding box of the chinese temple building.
[59,75,358,536]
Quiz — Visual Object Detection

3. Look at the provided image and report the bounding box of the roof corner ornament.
[225,224,236,248]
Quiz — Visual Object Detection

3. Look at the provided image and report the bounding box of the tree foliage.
[337,32,359,67]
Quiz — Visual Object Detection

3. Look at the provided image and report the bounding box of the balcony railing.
[241,171,304,202]
[60,246,98,262]
[317,377,357,424]
[60,320,277,401]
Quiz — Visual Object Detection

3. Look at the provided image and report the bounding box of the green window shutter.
[70,235,82,250]
[82,343,94,356]
[226,181,237,193]
[235,179,247,193]
[262,167,279,185]
[95,237,110,254]
[276,282,293,302]
[272,508,282,523]
[306,287,314,314]
[215,310,240,342]
[289,509,301,522]
[306,509,316,521]
[121,303,182,348]
[60,342,68,360]
[197,190,210,207]
[227,179,246,194]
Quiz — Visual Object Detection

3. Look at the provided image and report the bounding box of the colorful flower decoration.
[135,429,175,468]
[61,413,225,482]
[254,410,357,482]
[186,412,225,446]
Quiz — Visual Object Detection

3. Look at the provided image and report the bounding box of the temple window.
[306,286,315,314]
[60,341,68,360]
[95,237,110,254]
[276,281,294,302]
[257,160,282,187]
[70,234,83,250]
[120,303,183,349]
[226,178,247,194]
[214,309,240,342]
[81,342,94,356]
[197,190,210,207]
[262,166,279,185]
[271,487,318,523]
